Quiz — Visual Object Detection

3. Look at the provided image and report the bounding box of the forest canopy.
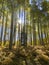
[0,0,49,49]
[0,0,49,65]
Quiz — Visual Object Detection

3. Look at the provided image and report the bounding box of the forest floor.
[0,45,49,65]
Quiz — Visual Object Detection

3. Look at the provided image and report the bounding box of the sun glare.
[18,19,21,24]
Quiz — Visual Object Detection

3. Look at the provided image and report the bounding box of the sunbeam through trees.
[0,0,49,65]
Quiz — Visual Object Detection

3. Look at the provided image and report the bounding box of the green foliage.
[0,45,49,65]
[0,0,49,47]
